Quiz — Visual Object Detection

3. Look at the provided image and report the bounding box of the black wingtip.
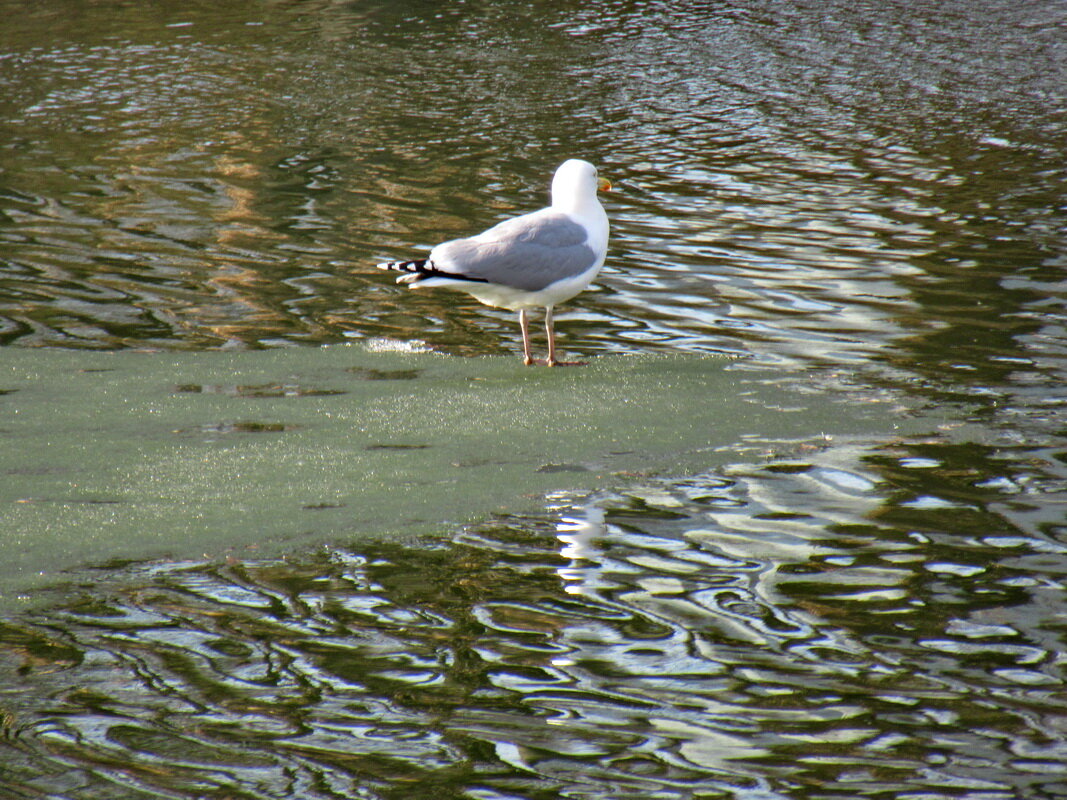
[377,259,428,273]
[376,259,490,284]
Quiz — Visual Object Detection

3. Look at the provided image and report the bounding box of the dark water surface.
[2,1,1066,798]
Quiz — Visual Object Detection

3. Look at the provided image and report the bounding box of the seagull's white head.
[551,159,611,213]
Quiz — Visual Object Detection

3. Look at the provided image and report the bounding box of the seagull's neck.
[552,193,602,220]
[552,192,609,255]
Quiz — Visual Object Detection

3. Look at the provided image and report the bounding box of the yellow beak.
[598,176,613,192]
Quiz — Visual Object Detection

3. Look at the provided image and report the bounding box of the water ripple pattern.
[1,1,1066,798]
[3,435,1066,799]
[1,0,1063,380]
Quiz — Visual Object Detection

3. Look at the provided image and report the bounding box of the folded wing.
[429,210,597,292]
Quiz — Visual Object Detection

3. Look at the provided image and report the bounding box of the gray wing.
[429,211,597,292]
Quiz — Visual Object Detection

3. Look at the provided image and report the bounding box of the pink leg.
[519,309,535,366]
[545,306,558,366]
[544,306,587,367]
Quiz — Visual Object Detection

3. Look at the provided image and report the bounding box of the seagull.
[377,159,611,366]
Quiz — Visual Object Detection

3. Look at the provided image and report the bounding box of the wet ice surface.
[0,346,922,595]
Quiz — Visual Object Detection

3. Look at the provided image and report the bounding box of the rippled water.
[5,447,1067,798]
[1,0,1065,797]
